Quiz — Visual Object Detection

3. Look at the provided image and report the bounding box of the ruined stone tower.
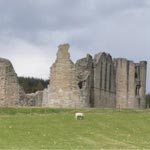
[114,59,147,108]
[47,44,86,107]
[0,58,24,106]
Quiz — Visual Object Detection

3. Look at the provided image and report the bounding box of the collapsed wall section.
[25,91,43,106]
[75,54,94,107]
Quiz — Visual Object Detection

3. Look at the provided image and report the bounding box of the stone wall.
[114,59,147,108]
[93,53,116,107]
[139,61,147,108]
[0,58,25,106]
[42,88,49,107]
[47,44,82,107]
[75,54,94,107]
[114,59,129,108]
[26,91,43,106]
[0,44,147,108]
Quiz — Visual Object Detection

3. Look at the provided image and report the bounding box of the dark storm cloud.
[0,0,149,91]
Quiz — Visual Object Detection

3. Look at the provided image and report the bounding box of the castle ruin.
[0,44,147,108]
[0,58,25,106]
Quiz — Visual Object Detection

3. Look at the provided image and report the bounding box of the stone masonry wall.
[47,44,82,107]
[42,88,49,107]
[26,91,43,106]
[0,58,25,106]
[75,54,94,107]
[114,59,129,108]
[94,53,116,107]
[139,61,147,108]
[0,44,147,108]
[114,59,147,108]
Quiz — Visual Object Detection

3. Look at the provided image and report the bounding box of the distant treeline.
[18,77,49,93]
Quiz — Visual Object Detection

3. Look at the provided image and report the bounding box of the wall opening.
[135,85,140,96]
[78,80,86,89]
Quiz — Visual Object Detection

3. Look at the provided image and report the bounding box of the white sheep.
[75,112,84,120]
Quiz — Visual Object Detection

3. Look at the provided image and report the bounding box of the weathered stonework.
[44,44,146,108]
[0,44,147,108]
[75,54,94,107]
[114,59,147,108]
[0,58,25,106]
[46,44,82,107]
[25,91,43,106]
[93,53,116,107]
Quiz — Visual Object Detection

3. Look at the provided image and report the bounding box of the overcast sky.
[0,0,149,92]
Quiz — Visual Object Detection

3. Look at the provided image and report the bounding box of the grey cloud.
[0,0,93,31]
[0,0,96,45]
[0,0,149,91]
[0,0,149,44]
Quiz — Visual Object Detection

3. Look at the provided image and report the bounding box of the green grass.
[0,107,150,149]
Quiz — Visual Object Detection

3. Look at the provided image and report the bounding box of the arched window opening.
[135,85,140,96]
[78,80,86,89]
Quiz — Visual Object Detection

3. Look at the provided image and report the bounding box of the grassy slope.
[0,108,150,149]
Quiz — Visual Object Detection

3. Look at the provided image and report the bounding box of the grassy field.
[0,107,150,149]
